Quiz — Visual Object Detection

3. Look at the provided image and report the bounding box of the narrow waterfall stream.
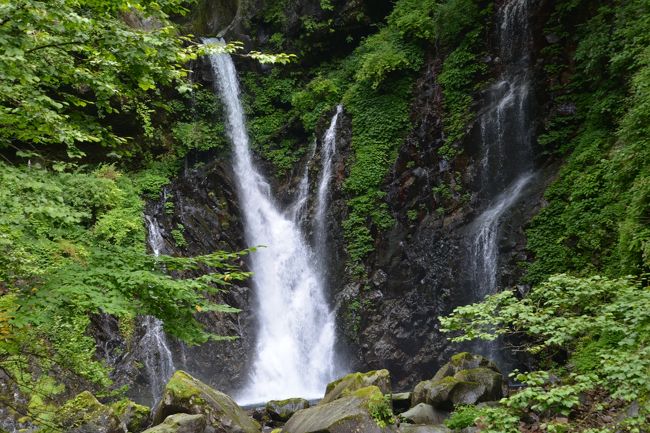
[141,214,176,405]
[204,39,339,404]
[468,0,535,362]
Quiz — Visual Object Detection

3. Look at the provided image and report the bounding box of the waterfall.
[478,0,533,198]
[204,38,337,404]
[469,173,533,298]
[141,214,176,404]
[314,105,343,250]
[467,0,535,363]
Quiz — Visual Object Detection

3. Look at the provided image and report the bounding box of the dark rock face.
[149,160,254,395]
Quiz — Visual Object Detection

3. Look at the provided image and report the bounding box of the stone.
[399,403,448,425]
[265,398,310,422]
[321,369,391,404]
[141,413,206,433]
[153,371,260,433]
[111,399,151,432]
[283,386,396,433]
[398,426,451,433]
[432,353,499,382]
[391,392,412,415]
[57,391,126,433]
[412,366,503,410]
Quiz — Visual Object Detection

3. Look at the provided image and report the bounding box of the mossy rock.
[57,391,126,433]
[321,369,391,404]
[432,353,499,382]
[153,371,260,433]
[283,386,396,433]
[411,368,503,410]
[266,397,310,422]
[141,413,206,433]
[111,399,151,432]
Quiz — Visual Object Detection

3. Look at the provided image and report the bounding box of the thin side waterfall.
[141,214,175,404]
[314,104,343,250]
[468,0,535,363]
[469,173,533,299]
[478,0,533,197]
[204,38,337,404]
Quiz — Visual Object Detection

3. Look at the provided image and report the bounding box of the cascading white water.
[470,173,533,297]
[471,0,534,293]
[478,0,533,197]
[142,214,176,404]
[204,38,337,404]
[314,105,343,249]
[468,0,535,363]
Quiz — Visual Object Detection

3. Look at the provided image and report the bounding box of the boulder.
[283,386,396,433]
[153,371,260,433]
[266,398,310,422]
[399,403,448,425]
[432,353,499,382]
[141,414,206,433]
[398,425,451,433]
[391,392,412,415]
[321,370,391,404]
[111,399,151,432]
[57,391,126,433]
[412,364,503,410]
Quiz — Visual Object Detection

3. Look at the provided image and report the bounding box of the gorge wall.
[120,0,611,399]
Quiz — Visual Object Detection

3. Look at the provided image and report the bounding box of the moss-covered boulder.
[411,359,503,410]
[399,403,448,425]
[111,399,151,432]
[432,353,499,382]
[283,386,396,433]
[266,398,310,422]
[321,369,391,404]
[57,391,126,433]
[141,414,206,433]
[152,371,260,433]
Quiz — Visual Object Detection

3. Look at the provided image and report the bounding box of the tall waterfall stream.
[205,39,340,404]
[468,0,535,362]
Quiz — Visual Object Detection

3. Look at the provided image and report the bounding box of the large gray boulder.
[153,371,260,433]
[266,398,310,422]
[411,354,503,410]
[57,391,126,433]
[283,386,396,433]
[141,414,206,433]
[321,369,391,404]
[399,403,448,425]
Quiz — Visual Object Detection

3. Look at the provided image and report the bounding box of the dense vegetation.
[441,1,650,431]
[0,0,648,431]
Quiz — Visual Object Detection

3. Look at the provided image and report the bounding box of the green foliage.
[526,0,650,283]
[240,70,307,175]
[441,274,650,430]
[438,30,488,155]
[0,0,197,157]
[388,0,481,46]
[445,405,481,429]
[367,393,396,428]
[0,161,250,428]
[354,27,424,89]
